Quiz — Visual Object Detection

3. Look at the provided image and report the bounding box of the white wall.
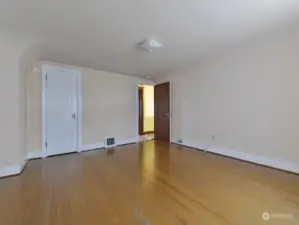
[26,61,149,155]
[155,25,299,172]
[0,35,29,169]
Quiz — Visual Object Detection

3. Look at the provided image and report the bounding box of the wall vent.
[105,137,116,148]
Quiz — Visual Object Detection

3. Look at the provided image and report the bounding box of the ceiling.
[1,0,299,77]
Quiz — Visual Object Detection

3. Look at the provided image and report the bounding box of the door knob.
[164,113,170,118]
[72,113,76,119]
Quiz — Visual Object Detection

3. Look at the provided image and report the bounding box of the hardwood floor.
[0,141,299,225]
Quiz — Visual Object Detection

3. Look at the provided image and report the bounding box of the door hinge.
[45,142,47,148]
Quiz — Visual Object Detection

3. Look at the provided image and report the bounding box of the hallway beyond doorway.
[138,85,154,138]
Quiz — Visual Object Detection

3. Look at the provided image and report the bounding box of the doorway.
[42,65,82,157]
[138,85,155,142]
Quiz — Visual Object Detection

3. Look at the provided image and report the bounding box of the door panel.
[154,82,170,142]
[46,69,78,156]
[138,87,144,135]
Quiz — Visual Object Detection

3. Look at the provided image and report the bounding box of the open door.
[138,87,144,135]
[154,82,170,142]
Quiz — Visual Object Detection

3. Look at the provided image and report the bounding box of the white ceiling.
[1,0,299,77]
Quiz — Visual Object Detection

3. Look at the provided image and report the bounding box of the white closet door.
[46,69,78,156]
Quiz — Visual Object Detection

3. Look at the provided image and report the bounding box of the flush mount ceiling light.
[139,39,163,51]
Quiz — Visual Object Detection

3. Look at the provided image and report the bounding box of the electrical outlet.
[177,139,183,144]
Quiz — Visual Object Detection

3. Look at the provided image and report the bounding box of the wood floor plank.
[0,141,298,225]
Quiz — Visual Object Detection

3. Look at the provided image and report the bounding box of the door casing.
[42,64,82,158]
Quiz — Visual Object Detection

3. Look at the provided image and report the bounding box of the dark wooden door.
[154,82,170,142]
[138,87,144,135]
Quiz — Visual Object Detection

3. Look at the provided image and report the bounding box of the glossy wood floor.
[1,141,299,225]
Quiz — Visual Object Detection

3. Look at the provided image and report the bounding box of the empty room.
[1,1,299,224]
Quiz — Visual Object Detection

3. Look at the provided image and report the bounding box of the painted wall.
[0,35,30,169]
[26,61,149,155]
[141,85,154,132]
[155,25,299,171]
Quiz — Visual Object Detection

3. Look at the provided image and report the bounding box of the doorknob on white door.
[72,113,76,119]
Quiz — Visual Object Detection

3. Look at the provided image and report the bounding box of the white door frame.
[42,64,83,158]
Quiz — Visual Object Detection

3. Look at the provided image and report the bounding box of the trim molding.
[81,142,104,152]
[20,160,28,173]
[26,152,43,160]
[117,138,137,146]
[77,72,83,152]
[81,138,137,152]
[1,139,138,178]
[0,158,30,178]
[42,64,83,158]
[172,141,299,174]
[0,165,23,178]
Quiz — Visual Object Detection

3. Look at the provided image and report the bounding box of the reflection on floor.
[0,141,299,225]
[139,134,154,142]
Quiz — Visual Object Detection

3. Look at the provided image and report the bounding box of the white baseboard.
[81,142,104,152]
[20,160,28,172]
[1,139,138,178]
[81,138,137,152]
[0,164,23,178]
[26,152,42,160]
[116,138,137,146]
[172,141,299,174]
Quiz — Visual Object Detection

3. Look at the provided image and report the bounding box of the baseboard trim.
[81,138,137,152]
[20,160,28,173]
[1,138,138,178]
[116,138,137,146]
[81,142,105,152]
[26,152,42,160]
[172,141,299,174]
[0,164,23,178]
